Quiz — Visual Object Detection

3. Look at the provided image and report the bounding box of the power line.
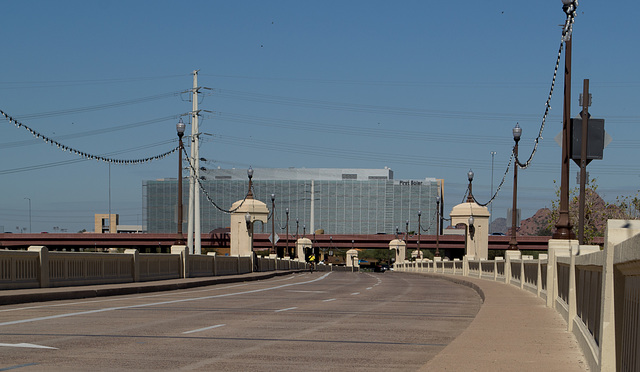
[13,91,184,120]
[0,74,189,90]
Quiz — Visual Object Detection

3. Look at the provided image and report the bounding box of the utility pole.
[490,151,496,233]
[187,70,201,254]
[578,79,590,244]
[554,2,575,240]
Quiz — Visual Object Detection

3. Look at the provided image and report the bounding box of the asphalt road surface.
[0,272,482,371]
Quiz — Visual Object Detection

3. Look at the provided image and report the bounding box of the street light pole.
[555,0,577,240]
[24,197,31,233]
[351,239,355,272]
[490,151,496,233]
[271,194,275,256]
[466,170,475,203]
[405,219,409,257]
[509,123,522,250]
[417,211,421,257]
[436,195,440,257]
[285,208,290,258]
[176,119,186,245]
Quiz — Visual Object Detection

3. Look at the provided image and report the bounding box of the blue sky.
[1,1,639,233]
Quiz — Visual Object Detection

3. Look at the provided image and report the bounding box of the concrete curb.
[418,272,486,303]
[0,270,303,306]
[411,272,589,372]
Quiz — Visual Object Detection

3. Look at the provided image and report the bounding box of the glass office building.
[144,168,441,235]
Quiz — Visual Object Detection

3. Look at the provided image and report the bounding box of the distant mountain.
[519,208,552,236]
[491,209,551,236]
[489,217,507,235]
[486,188,633,238]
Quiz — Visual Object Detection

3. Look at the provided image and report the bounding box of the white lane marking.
[286,290,326,293]
[1,275,304,314]
[183,324,226,334]
[0,343,57,350]
[0,282,252,313]
[351,292,360,295]
[275,307,298,313]
[322,298,336,302]
[366,287,373,290]
[0,272,333,327]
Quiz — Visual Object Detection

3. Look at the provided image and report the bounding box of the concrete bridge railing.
[394,219,640,372]
[0,247,358,291]
[0,247,317,290]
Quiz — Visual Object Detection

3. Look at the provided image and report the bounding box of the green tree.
[547,178,639,244]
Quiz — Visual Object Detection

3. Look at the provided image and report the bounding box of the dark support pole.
[509,142,519,249]
[417,211,421,257]
[286,208,290,258]
[578,79,590,244]
[435,196,440,257]
[554,34,574,239]
[176,120,185,245]
[509,124,521,250]
[271,194,275,256]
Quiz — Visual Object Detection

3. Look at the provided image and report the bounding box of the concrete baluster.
[27,246,49,288]
[124,249,139,282]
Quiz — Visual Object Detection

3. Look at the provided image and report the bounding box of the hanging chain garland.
[1,109,178,164]
[472,151,514,207]
[419,216,435,233]
[182,146,251,214]
[514,0,577,169]
[471,2,578,206]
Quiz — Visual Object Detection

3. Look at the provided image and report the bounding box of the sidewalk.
[0,270,301,306]
[416,273,590,371]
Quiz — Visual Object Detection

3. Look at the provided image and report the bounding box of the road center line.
[0,343,57,350]
[322,298,336,302]
[182,324,226,334]
[351,292,360,295]
[275,307,298,313]
[0,272,332,327]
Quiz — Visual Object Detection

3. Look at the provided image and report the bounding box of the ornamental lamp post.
[405,219,410,258]
[175,119,186,245]
[246,167,254,199]
[436,195,441,257]
[417,210,421,256]
[509,123,522,250]
[466,169,475,202]
[285,208,290,258]
[270,194,276,256]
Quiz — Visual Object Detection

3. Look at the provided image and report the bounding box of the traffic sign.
[269,233,279,244]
